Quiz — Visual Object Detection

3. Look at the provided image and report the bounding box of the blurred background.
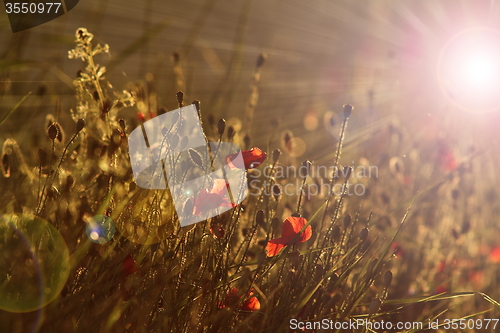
[2,0,500,329]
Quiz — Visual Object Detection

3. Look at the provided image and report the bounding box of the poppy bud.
[218,118,226,136]
[343,214,352,229]
[272,184,281,200]
[172,51,180,64]
[383,270,393,288]
[47,123,58,140]
[189,148,204,168]
[359,227,369,242]
[244,134,251,150]
[208,114,215,127]
[257,53,267,68]
[192,100,201,114]
[176,91,184,107]
[157,106,167,115]
[331,225,341,242]
[299,160,312,178]
[343,166,352,180]
[75,119,86,133]
[343,104,353,118]
[273,149,281,164]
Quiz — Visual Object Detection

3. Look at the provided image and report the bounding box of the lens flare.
[438,28,500,112]
[0,214,70,313]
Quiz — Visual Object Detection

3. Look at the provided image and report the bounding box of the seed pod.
[92,90,99,101]
[273,149,281,164]
[299,160,312,178]
[383,270,393,289]
[368,297,382,317]
[75,119,86,133]
[343,214,352,229]
[184,199,194,216]
[272,184,281,200]
[359,227,369,242]
[176,91,184,107]
[257,53,267,68]
[188,148,204,168]
[102,99,112,113]
[47,123,58,140]
[217,118,226,136]
[331,225,341,242]
[343,104,353,118]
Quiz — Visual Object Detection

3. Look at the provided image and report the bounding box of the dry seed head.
[217,118,226,136]
[75,119,86,133]
[343,104,353,118]
[383,270,393,289]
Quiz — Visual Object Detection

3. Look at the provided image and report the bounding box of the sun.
[438,28,500,113]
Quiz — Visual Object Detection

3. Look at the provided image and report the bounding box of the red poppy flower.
[218,287,261,311]
[266,217,312,257]
[191,178,235,216]
[210,223,225,238]
[437,142,457,171]
[226,147,267,169]
[123,254,138,278]
[489,246,500,263]
[137,112,146,122]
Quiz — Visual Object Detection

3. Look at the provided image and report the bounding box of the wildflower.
[137,112,146,122]
[218,287,260,311]
[191,179,235,216]
[488,246,500,263]
[266,216,312,257]
[210,223,225,238]
[226,147,267,169]
[122,254,138,278]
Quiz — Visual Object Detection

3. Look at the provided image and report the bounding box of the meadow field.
[1,1,500,332]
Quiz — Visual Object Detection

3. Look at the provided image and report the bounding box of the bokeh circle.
[0,214,70,313]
